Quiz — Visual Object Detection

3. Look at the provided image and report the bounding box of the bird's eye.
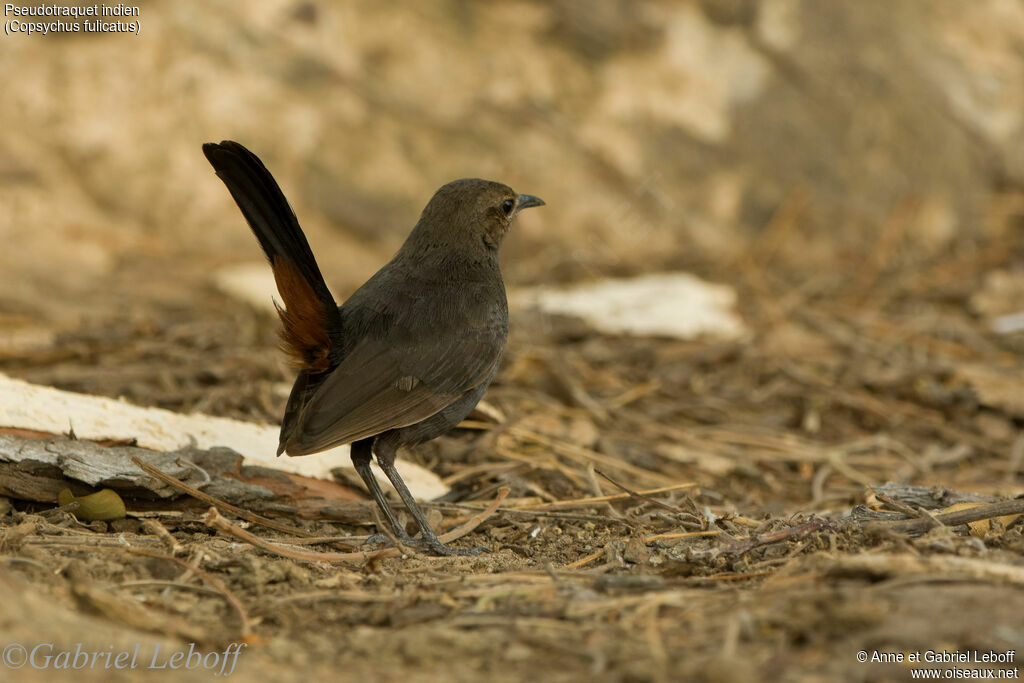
[501,198,515,215]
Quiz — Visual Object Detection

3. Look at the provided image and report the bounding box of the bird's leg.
[373,440,485,556]
[349,438,413,545]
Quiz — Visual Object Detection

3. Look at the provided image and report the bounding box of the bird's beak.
[516,194,545,211]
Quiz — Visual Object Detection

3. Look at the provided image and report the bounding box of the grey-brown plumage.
[202,140,543,555]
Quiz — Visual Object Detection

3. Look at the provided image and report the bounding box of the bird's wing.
[281,319,503,455]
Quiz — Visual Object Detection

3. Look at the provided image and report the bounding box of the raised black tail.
[203,140,340,372]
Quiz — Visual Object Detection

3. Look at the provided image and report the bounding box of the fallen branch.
[870,498,1024,536]
[131,455,311,537]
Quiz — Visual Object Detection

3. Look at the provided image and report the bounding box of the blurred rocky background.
[3,0,1022,327]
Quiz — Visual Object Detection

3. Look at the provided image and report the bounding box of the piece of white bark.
[0,373,448,500]
[512,272,747,340]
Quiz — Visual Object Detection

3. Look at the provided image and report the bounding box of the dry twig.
[131,455,312,537]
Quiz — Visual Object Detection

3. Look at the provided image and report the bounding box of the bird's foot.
[363,530,415,548]
[363,531,488,556]
[418,539,489,557]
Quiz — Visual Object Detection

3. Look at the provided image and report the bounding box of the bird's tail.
[203,140,339,372]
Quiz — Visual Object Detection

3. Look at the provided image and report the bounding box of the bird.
[202,140,544,555]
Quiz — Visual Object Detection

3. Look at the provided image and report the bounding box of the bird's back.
[278,247,508,455]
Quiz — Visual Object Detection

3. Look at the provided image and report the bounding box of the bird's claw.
[363,532,488,557]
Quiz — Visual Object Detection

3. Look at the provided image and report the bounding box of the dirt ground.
[3,2,1024,682]
[3,216,1024,682]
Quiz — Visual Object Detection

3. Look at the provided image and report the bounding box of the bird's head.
[409,178,545,255]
